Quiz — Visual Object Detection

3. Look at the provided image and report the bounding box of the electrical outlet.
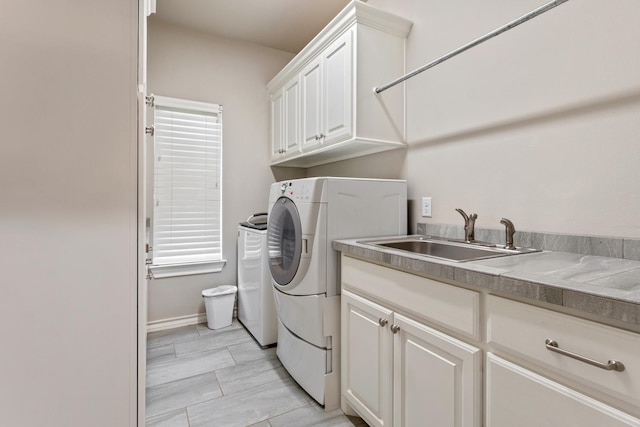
[421,197,432,217]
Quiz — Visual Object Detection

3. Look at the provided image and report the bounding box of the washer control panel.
[278,179,320,202]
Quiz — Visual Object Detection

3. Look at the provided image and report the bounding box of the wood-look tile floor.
[146,320,368,427]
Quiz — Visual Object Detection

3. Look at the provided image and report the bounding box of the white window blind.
[152,96,223,267]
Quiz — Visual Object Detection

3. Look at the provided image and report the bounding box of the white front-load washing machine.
[267,177,407,409]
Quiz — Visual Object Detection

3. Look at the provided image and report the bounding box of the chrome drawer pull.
[378,318,388,327]
[545,339,625,372]
[391,324,400,334]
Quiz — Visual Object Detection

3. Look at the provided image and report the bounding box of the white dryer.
[267,177,407,409]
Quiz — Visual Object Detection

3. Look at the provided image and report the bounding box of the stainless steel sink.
[359,235,539,262]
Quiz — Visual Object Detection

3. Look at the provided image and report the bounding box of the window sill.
[148,260,226,279]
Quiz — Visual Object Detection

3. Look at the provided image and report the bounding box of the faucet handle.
[455,208,477,243]
[467,213,477,242]
[500,218,516,250]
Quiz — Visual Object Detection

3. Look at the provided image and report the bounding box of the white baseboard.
[147,313,207,332]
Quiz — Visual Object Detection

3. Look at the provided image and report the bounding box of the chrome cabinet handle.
[545,339,625,372]
[391,324,400,334]
[378,318,388,327]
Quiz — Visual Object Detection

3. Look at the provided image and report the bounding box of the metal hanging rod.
[374,0,570,94]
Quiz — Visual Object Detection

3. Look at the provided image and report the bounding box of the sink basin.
[359,236,539,262]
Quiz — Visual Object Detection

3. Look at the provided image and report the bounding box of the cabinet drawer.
[487,295,640,408]
[486,353,640,427]
[342,256,480,340]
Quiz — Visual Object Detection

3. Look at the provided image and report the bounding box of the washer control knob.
[280,183,288,193]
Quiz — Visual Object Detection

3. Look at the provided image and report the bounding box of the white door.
[342,290,393,427]
[270,87,284,160]
[323,29,353,145]
[486,354,640,427]
[393,313,481,427]
[283,76,301,157]
[301,57,323,150]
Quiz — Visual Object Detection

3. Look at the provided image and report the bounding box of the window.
[149,95,225,278]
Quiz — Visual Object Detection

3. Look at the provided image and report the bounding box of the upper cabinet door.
[270,88,284,160]
[283,76,301,156]
[267,2,411,167]
[323,29,353,145]
[301,58,323,150]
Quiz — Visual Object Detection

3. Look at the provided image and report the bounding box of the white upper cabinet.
[267,1,412,167]
[283,77,301,156]
[302,29,352,152]
[322,30,353,145]
[270,88,284,159]
[271,77,302,160]
[301,57,323,151]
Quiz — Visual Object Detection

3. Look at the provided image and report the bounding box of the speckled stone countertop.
[333,237,640,328]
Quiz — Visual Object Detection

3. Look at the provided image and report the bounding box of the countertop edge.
[334,239,640,329]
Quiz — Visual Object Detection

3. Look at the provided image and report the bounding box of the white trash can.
[202,285,237,330]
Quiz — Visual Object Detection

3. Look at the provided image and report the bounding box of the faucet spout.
[455,208,477,243]
[500,218,516,250]
[455,208,468,222]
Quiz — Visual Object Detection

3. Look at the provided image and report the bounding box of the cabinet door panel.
[394,313,481,427]
[342,290,393,427]
[301,59,322,150]
[486,353,640,427]
[270,88,284,160]
[283,77,301,155]
[323,29,353,144]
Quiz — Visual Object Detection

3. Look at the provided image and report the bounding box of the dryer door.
[268,197,302,286]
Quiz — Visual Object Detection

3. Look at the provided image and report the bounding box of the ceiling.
[152,0,353,54]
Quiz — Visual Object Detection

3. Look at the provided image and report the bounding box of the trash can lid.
[202,285,237,298]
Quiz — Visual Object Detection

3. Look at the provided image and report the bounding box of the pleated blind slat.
[152,98,223,266]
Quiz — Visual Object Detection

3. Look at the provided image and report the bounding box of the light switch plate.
[421,197,432,217]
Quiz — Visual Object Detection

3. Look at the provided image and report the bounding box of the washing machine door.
[268,197,302,286]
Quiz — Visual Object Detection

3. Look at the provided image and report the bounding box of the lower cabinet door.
[342,290,393,427]
[486,353,640,427]
[393,313,481,427]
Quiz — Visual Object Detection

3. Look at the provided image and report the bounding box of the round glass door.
[267,197,302,286]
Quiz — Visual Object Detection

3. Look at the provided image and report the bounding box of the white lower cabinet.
[486,294,640,425]
[340,256,640,427]
[342,289,481,427]
[486,353,640,427]
[393,313,481,427]
[342,290,393,427]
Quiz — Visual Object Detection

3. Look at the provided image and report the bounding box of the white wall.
[311,0,640,239]
[0,1,138,426]
[146,20,302,323]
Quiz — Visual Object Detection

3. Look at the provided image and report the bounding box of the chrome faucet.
[500,218,516,250]
[455,208,477,243]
